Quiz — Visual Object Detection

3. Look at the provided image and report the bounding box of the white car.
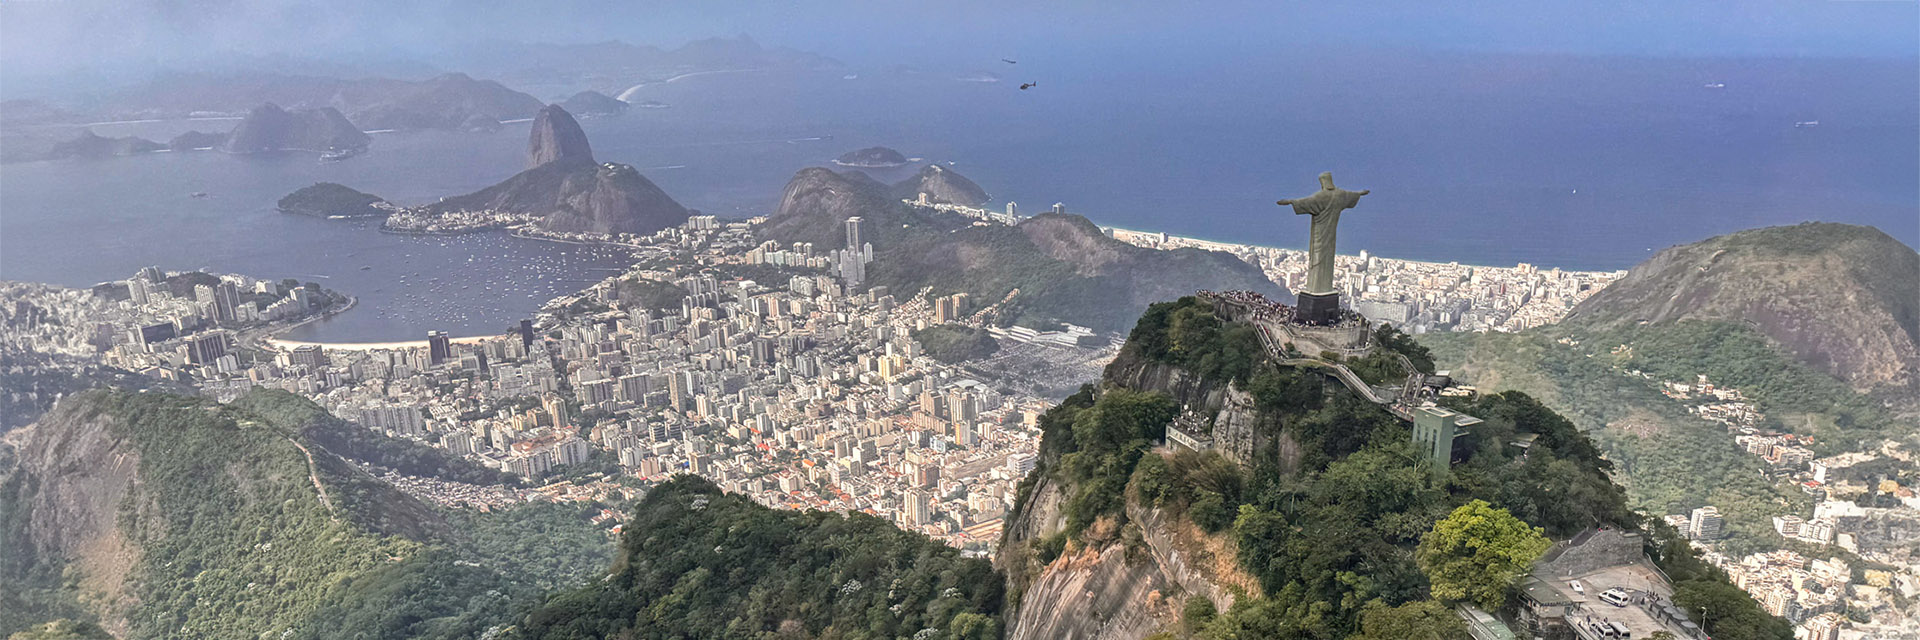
[1569,580,1585,595]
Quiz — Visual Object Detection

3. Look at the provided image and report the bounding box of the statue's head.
[1318,172,1336,190]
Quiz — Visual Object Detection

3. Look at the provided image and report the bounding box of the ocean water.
[2,50,1913,341]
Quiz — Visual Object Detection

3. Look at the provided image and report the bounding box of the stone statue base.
[1296,292,1342,326]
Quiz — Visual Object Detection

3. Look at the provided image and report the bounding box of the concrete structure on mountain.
[1277,172,1369,325]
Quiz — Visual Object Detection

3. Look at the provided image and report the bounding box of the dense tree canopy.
[513,476,1004,640]
[1415,500,1551,610]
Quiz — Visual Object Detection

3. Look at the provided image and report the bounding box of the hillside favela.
[1,3,1916,640]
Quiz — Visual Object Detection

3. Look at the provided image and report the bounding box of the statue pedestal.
[1296,292,1342,325]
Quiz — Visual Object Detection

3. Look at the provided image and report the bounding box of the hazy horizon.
[3,1,1916,95]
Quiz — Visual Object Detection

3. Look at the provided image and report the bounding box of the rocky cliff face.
[543,163,689,234]
[1565,222,1919,397]
[893,164,989,206]
[221,103,369,153]
[998,352,1283,640]
[527,104,595,168]
[0,397,147,634]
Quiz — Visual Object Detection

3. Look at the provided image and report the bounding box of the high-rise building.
[427,331,452,366]
[127,278,151,305]
[1006,202,1018,219]
[287,344,328,369]
[845,216,864,251]
[554,438,590,467]
[1007,453,1036,478]
[904,489,930,526]
[618,373,650,403]
[186,330,230,365]
[1690,506,1724,540]
[518,319,535,347]
[543,394,571,428]
[196,282,241,325]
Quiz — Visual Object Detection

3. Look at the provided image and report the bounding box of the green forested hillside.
[512,475,1005,640]
[0,388,610,639]
[1421,320,1892,556]
[998,297,1785,640]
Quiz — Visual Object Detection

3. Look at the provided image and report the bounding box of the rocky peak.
[527,104,595,169]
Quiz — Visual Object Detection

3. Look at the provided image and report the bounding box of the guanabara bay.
[1,4,1915,640]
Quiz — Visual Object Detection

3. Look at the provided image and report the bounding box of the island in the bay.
[834,145,911,168]
[276,183,394,218]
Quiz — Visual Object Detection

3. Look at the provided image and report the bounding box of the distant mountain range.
[760,166,1282,331]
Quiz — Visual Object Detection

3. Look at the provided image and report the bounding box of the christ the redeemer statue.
[1277,172,1368,325]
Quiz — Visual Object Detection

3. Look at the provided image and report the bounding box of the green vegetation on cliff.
[912,324,1001,364]
[512,475,1004,639]
[1421,322,1870,556]
[1001,297,1783,640]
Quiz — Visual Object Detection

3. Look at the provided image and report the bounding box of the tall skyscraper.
[127,278,151,305]
[1005,202,1018,219]
[904,489,930,526]
[518,319,535,347]
[845,216,864,251]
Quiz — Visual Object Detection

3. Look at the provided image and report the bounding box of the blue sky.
[2,0,1914,78]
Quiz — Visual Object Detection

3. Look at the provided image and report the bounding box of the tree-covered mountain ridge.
[1424,222,1915,559]
[1563,222,1919,400]
[0,389,607,639]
